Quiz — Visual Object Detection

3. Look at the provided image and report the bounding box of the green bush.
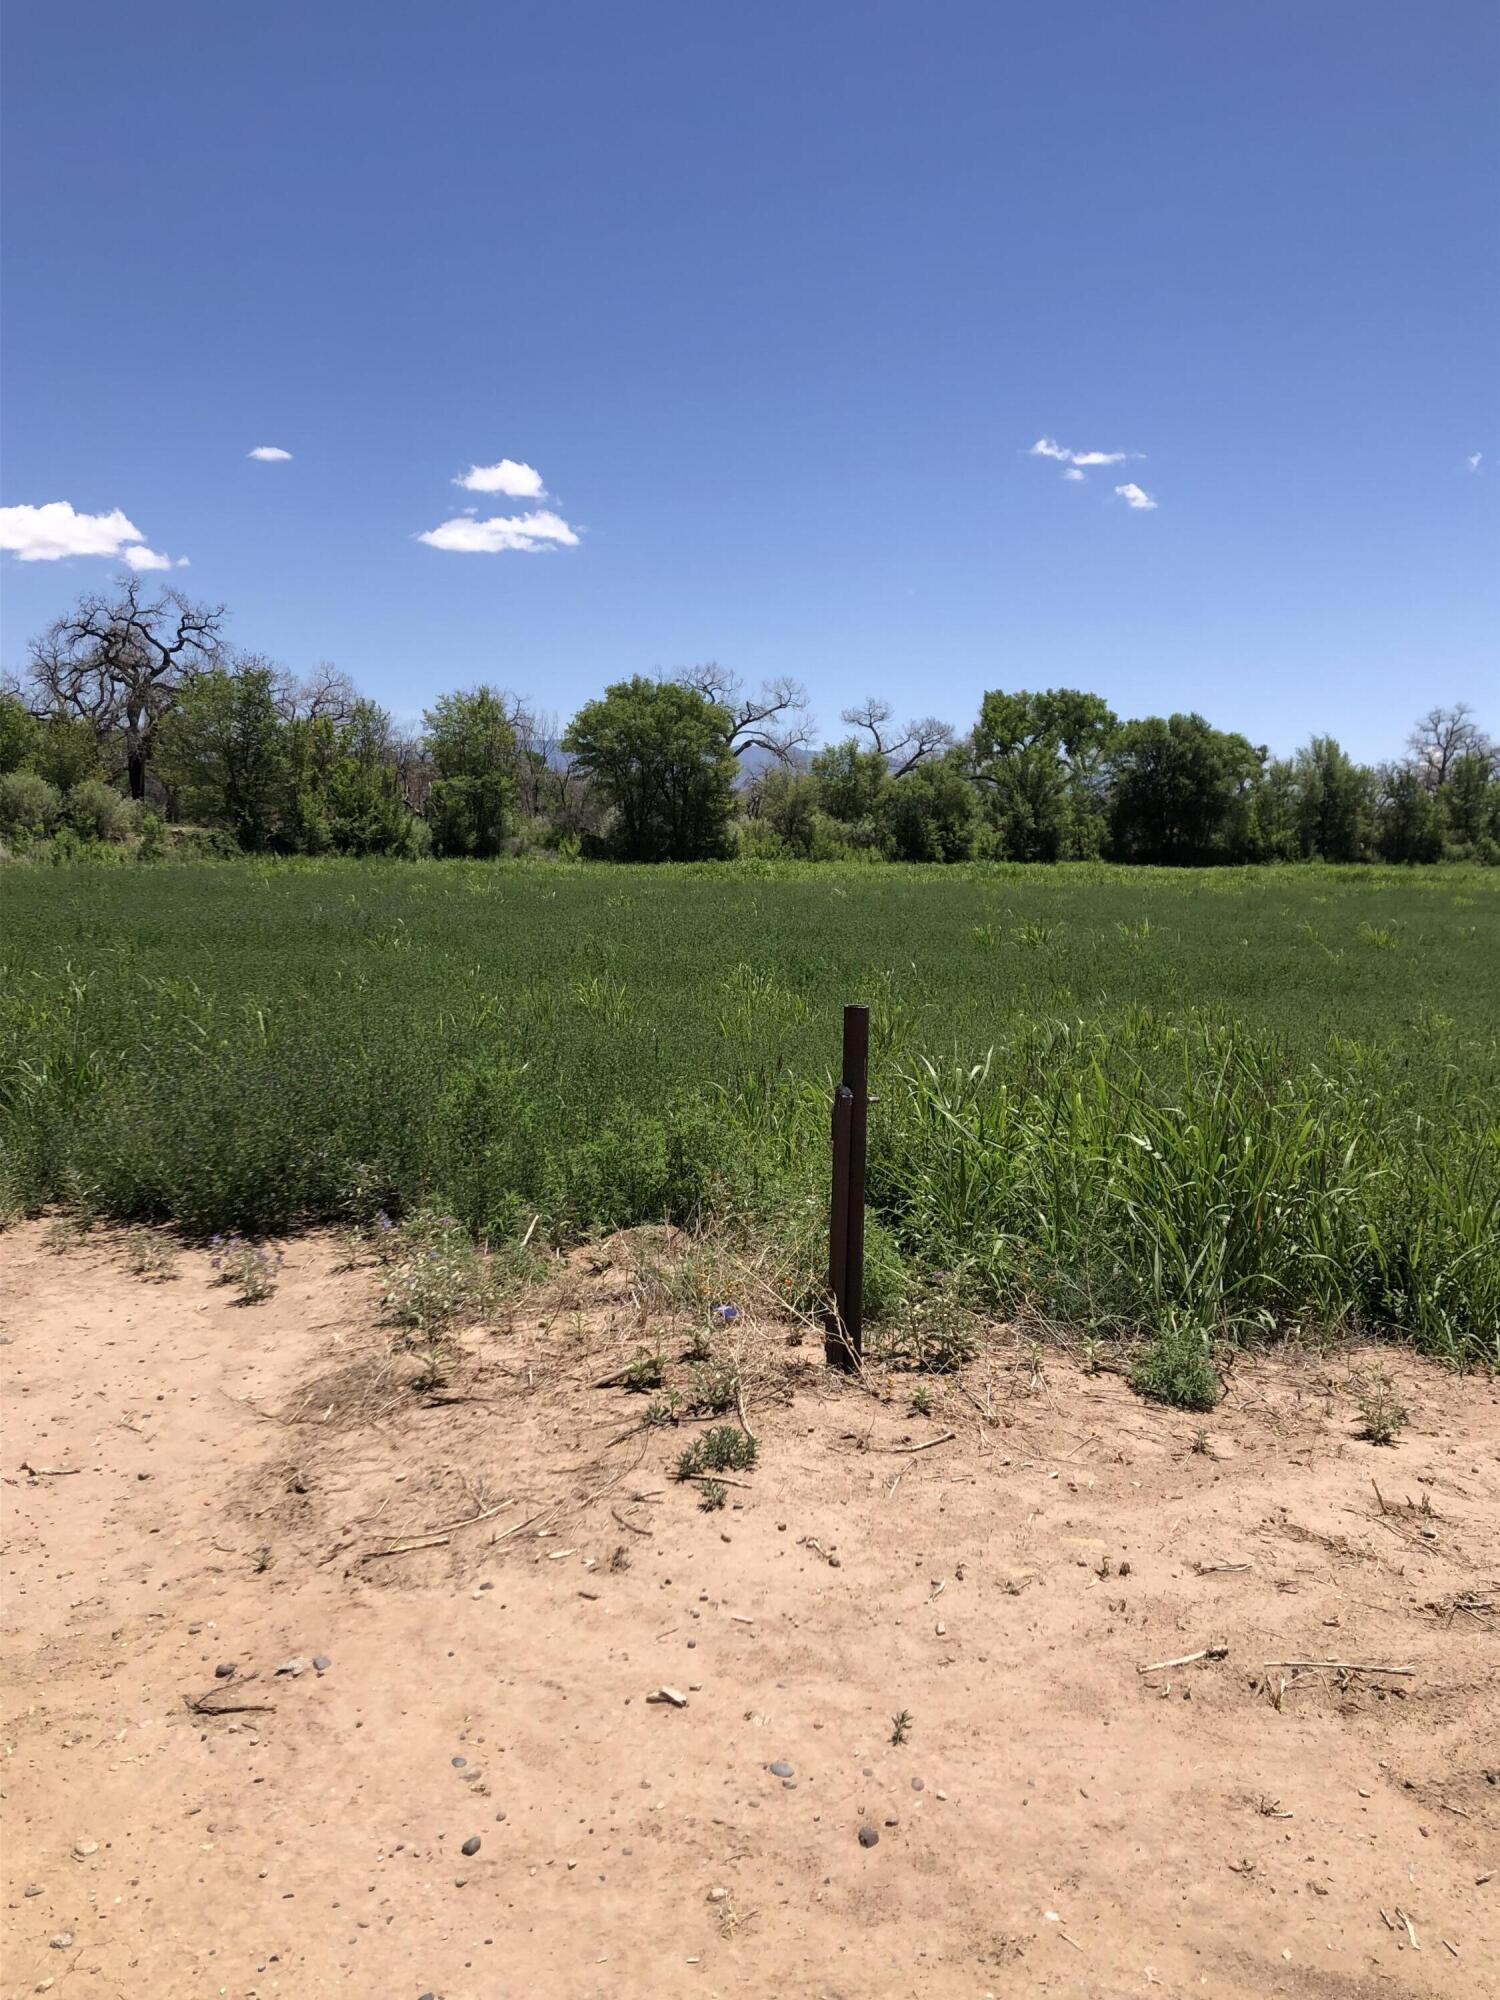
[0,771,63,839]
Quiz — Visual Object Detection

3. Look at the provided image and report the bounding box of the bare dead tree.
[28,576,226,798]
[676,662,814,762]
[289,662,359,725]
[841,696,954,777]
[1407,702,1494,789]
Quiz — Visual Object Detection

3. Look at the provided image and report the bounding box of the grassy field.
[2,859,1496,1368]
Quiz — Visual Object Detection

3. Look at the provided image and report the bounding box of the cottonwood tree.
[564,676,738,860]
[676,663,813,762]
[422,686,519,857]
[1407,703,1495,790]
[968,688,1117,860]
[28,577,226,799]
[841,697,954,776]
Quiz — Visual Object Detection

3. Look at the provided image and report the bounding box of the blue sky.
[3,0,1496,760]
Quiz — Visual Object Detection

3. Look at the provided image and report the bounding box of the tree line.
[2,577,1496,865]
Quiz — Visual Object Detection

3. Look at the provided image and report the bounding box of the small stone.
[884,1815,900,1827]
[24,1883,43,1896]
[706,1886,729,1903]
[911,1777,925,1791]
[50,1932,75,1950]
[782,1778,798,1790]
[274,1657,306,1677]
[768,1760,793,1778]
[452,1756,467,1768]
[313,1654,332,1671]
[857,1825,880,1848]
[214,1663,236,1679]
[72,1841,98,1859]
[647,1687,689,1707]
[461,1836,481,1857]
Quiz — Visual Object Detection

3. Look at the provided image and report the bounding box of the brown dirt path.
[2,1221,1497,1999]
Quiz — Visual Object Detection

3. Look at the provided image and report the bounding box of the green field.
[2,860,1496,1364]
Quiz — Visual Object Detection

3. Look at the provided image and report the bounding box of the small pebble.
[452,1756,467,1768]
[24,1883,43,1897]
[51,1932,75,1950]
[461,1836,481,1857]
[857,1825,880,1848]
[215,1664,236,1679]
[911,1777,925,1791]
[274,1657,306,1677]
[706,1886,728,1903]
[768,1760,793,1778]
[782,1778,798,1790]
[72,1841,98,1859]
[313,1654,332,1671]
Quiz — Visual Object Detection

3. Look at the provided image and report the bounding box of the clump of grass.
[622,1345,665,1392]
[124,1227,177,1279]
[1357,1372,1409,1446]
[675,1425,758,1480]
[642,1390,682,1427]
[890,1708,913,1746]
[1129,1318,1221,1412]
[211,1234,283,1303]
[697,1478,728,1511]
[910,1383,934,1418]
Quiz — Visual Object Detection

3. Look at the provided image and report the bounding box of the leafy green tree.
[1440,752,1499,859]
[325,702,413,855]
[1108,712,1266,864]
[1375,763,1446,863]
[1290,736,1373,861]
[157,666,291,850]
[562,677,737,861]
[64,779,133,842]
[883,753,979,861]
[423,686,520,858]
[969,688,1116,860]
[809,738,890,826]
[753,764,821,857]
[0,692,40,774]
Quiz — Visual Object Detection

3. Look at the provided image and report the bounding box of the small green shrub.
[675,1425,758,1479]
[697,1478,728,1511]
[688,1361,741,1415]
[0,772,62,839]
[1129,1319,1222,1412]
[622,1345,665,1392]
[211,1233,283,1303]
[1357,1372,1409,1446]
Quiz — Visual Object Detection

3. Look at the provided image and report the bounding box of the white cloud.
[455,458,546,497]
[418,508,580,554]
[1466,452,1483,473]
[1114,482,1158,511]
[1062,467,1086,483]
[248,445,293,461]
[1029,435,1139,468]
[0,499,185,566]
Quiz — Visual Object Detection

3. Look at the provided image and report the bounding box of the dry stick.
[360,1495,516,1561]
[1263,1659,1415,1675]
[19,1462,81,1477]
[611,1505,653,1537]
[735,1382,757,1446]
[884,1431,958,1455]
[1137,1646,1229,1674]
[185,1672,275,1718]
[1194,1561,1254,1575]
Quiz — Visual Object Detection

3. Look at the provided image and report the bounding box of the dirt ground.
[1,1222,1496,2000]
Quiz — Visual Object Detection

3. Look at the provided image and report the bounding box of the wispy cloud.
[0,499,183,567]
[455,458,546,497]
[418,508,580,554]
[1466,452,1483,473]
[248,445,293,461]
[1029,435,1140,469]
[1061,466,1086,483]
[1114,482,1158,511]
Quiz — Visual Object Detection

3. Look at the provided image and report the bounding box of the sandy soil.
[1,1220,1496,2000]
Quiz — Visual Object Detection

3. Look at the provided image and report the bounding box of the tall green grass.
[2,858,1495,1363]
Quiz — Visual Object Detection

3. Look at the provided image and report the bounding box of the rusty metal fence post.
[826,1003,869,1369]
